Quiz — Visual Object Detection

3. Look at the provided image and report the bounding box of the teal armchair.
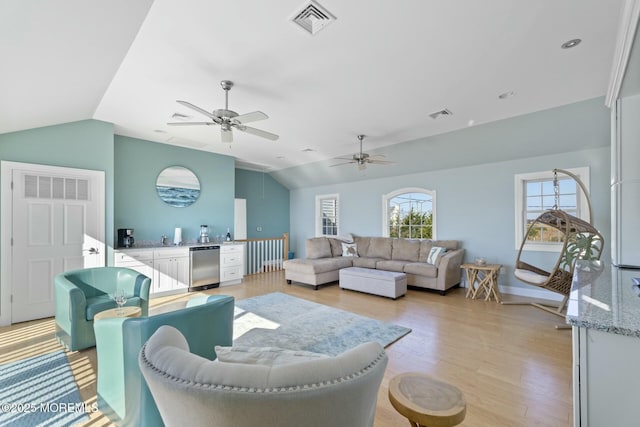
[94,294,235,427]
[54,267,151,351]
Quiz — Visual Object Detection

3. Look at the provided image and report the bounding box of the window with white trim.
[382,188,435,239]
[315,194,339,237]
[514,167,589,252]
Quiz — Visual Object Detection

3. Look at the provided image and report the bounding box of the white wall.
[288,98,611,296]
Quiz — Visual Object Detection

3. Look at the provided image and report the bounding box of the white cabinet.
[114,247,189,296]
[220,243,244,286]
[113,249,154,281]
[573,327,640,426]
[152,248,189,294]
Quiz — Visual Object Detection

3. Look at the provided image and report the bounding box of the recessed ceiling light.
[498,91,515,99]
[302,148,315,152]
[276,156,285,159]
[561,38,581,49]
[153,129,167,133]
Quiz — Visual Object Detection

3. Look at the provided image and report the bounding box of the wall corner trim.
[606,0,640,107]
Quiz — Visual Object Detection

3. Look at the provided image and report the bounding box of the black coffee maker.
[117,228,135,248]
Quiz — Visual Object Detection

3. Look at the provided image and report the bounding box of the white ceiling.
[0,0,625,172]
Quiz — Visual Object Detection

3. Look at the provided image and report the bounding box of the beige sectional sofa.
[283,236,464,295]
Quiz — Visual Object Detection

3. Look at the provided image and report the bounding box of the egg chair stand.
[503,169,604,328]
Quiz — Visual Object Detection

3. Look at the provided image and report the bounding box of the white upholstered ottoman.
[339,267,407,299]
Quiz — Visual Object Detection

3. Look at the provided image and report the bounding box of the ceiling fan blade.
[233,111,268,124]
[167,122,215,126]
[176,100,222,121]
[368,160,396,165]
[329,161,356,167]
[333,156,357,161]
[221,128,233,143]
[368,154,387,160]
[236,125,279,141]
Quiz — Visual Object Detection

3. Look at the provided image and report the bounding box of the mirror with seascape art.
[156,166,201,207]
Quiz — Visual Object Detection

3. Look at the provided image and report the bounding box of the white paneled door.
[2,162,105,324]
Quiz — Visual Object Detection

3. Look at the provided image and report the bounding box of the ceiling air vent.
[292,1,336,35]
[428,109,453,119]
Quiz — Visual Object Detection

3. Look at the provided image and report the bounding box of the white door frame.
[0,161,106,326]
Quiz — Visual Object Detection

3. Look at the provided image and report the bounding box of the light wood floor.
[0,271,573,426]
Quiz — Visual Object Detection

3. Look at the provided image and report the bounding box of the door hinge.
[10,181,13,190]
[10,294,13,303]
[10,237,13,246]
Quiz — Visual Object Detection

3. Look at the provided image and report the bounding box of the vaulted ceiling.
[0,0,625,172]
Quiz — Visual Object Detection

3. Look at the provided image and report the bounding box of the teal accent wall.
[0,119,115,259]
[235,169,290,239]
[114,136,235,245]
[289,98,611,296]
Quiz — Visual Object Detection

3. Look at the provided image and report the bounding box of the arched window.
[382,188,436,239]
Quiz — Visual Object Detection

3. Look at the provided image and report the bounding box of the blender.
[199,225,210,243]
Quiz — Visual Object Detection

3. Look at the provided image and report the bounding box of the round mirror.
[156,166,201,208]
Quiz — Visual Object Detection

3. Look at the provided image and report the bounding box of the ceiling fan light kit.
[330,134,395,170]
[167,80,279,143]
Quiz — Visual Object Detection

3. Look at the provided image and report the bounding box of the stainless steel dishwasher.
[189,245,220,290]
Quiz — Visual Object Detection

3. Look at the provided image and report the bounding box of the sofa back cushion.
[327,238,344,257]
[353,236,371,257]
[367,238,392,259]
[306,237,332,259]
[418,240,434,263]
[419,239,459,262]
[432,240,459,251]
[392,239,420,262]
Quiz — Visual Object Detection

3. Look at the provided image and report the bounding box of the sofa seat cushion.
[86,296,142,320]
[283,257,353,275]
[375,260,407,273]
[404,262,438,278]
[351,257,383,269]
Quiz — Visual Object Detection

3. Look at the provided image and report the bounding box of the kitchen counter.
[114,242,246,294]
[568,260,640,426]
[566,260,640,337]
[117,241,242,250]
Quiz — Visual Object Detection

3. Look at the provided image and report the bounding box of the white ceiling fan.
[167,80,279,143]
[330,135,395,170]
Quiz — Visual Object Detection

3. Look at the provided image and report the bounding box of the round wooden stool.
[94,306,141,321]
[388,372,466,427]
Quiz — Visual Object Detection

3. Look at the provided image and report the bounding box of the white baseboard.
[498,284,563,301]
[461,279,563,302]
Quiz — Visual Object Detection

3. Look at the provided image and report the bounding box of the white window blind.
[315,194,339,237]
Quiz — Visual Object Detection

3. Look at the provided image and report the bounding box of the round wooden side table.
[94,306,141,321]
[388,372,466,427]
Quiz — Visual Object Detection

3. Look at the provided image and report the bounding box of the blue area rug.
[234,292,411,356]
[0,351,89,427]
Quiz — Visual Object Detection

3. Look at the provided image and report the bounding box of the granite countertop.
[566,260,640,338]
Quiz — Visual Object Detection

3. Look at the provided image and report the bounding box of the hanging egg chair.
[511,169,604,319]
